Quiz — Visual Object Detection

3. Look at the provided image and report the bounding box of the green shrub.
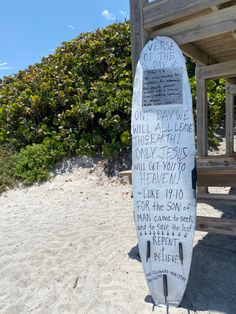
[0,144,18,193]
[12,141,63,185]
[0,22,132,159]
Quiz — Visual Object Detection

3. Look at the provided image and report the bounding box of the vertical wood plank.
[130,0,149,76]
[196,69,208,192]
[225,83,234,154]
[196,77,208,156]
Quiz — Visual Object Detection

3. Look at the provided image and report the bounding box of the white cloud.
[68,24,75,30]
[0,66,13,70]
[0,62,13,70]
[102,9,115,21]
[120,10,127,16]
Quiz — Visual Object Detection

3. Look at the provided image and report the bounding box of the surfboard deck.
[131,36,196,307]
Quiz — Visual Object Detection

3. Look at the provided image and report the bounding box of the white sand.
[0,161,235,314]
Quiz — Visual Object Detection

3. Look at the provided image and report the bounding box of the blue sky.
[0,0,130,78]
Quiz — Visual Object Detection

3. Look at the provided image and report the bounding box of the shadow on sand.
[128,200,236,314]
[181,199,236,314]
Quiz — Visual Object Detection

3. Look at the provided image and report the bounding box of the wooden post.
[225,83,234,154]
[196,77,208,156]
[130,0,149,76]
[196,67,208,193]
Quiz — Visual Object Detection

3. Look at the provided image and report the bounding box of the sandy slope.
[0,161,236,314]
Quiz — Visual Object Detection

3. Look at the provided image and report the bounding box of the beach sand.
[0,159,236,314]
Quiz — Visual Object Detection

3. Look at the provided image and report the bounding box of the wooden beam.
[198,193,236,201]
[198,167,236,174]
[209,4,236,49]
[196,216,236,235]
[197,155,236,186]
[130,0,149,76]
[232,30,236,40]
[196,77,208,156]
[197,155,236,162]
[211,2,230,10]
[197,154,236,186]
[197,155,236,165]
[143,0,231,30]
[211,5,220,10]
[150,6,236,45]
[196,60,236,79]
[229,84,236,94]
[226,78,236,84]
[225,83,235,154]
[181,43,216,65]
[198,173,236,186]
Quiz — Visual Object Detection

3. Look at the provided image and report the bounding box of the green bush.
[11,141,64,185]
[0,22,132,159]
[0,144,18,192]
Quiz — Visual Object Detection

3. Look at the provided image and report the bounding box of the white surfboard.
[131,36,196,307]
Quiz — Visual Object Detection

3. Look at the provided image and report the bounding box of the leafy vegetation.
[11,141,65,185]
[0,144,18,193]
[0,22,132,158]
[0,21,226,191]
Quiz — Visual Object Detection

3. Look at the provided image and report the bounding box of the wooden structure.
[126,0,236,235]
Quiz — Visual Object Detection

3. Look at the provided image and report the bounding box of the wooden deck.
[144,0,236,65]
[130,0,236,72]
